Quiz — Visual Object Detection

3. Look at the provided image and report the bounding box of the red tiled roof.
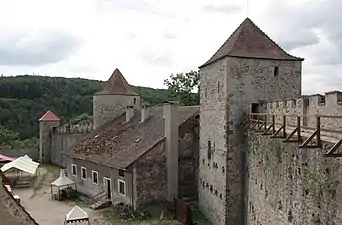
[95,68,139,96]
[38,110,61,122]
[64,106,199,169]
[200,17,304,68]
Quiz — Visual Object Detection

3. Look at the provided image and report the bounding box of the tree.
[69,113,93,125]
[163,70,200,106]
[0,125,19,146]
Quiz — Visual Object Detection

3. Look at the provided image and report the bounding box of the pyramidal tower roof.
[38,110,60,122]
[200,18,304,68]
[96,68,139,96]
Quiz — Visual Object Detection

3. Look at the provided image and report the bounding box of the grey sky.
[0,0,340,95]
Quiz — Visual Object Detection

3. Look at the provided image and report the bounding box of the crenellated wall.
[263,91,342,132]
[44,123,93,166]
[248,90,342,225]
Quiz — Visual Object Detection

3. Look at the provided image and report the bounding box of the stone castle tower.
[198,18,304,225]
[38,110,61,163]
[39,68,140,165]
[93,68,140,129]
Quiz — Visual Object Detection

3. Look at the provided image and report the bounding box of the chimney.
[141,104,150,123]
[126,106,134,122]
[163,101,178,201]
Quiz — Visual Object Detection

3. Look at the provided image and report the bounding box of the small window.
[118,179,126,196]
[217,81,220,93]
[207,140,212,160]
[81,167,87,180]
[71,164,77,177]
[133,98,137,105]
[92,170,98,185]
[274,66,279,76]
[204,87,207,98]
[118,169,125,177]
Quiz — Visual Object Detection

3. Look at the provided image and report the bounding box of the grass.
[100,201,212,225]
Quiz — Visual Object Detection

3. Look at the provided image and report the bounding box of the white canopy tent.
[0,155,39,186]
[64,206,90,224]
[51,169,77,200]
[1,155,39,175]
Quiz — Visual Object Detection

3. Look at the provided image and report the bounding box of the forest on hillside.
[0,71,199,147]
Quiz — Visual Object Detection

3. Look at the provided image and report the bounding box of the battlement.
[265,91,342,113]
[52,122,93,134]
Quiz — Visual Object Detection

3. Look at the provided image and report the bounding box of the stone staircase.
[89,191,112,210]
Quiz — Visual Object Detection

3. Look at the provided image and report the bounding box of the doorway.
[103,177,111,199]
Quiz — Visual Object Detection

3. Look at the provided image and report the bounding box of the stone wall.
[179,119,199,199]
[133,140,167,208]
[199,56,302,225]
[247,132,342,225]
[0,147,38,161]
[93,94,141,129]
[51,132,88,166]
[265,91,342,133]
[199,58,229,225]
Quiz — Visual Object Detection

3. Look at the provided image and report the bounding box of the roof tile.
[38,110,60,122]
[96,68,139,96]
[65,106,199,169]
[200,18,304,68]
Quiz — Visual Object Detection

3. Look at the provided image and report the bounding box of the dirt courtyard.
[11,164,208,225]
[14,165,108,225]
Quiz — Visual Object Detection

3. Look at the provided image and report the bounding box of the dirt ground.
[14,166,109,225]
[12,164,209,225]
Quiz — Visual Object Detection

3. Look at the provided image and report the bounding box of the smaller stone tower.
[38,110,61,163]
[93,68,140,129]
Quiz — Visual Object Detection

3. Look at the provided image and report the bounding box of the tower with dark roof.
[198,18,304,225]
[93,68,140,128]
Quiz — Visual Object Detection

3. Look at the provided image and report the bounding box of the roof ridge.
[245,18,301,60]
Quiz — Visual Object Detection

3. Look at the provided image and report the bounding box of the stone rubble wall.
[52,122,94,134]
[263,91,342,132]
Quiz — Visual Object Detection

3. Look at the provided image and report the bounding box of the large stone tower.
[93,68,140,129]
[198,18,304,225]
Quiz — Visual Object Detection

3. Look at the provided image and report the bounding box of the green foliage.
[69,113,92,125]
[163,70,200,106]
[311,215,322,225]
[301,168,338,201]
[0,125,19,146]
[0,75,174,140]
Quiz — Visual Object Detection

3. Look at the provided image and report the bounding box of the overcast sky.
[0,0,340,94]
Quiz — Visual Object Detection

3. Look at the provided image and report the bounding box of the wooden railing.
[90,191,107,204]
[243,113,342,158]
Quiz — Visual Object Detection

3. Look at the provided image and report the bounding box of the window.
[274,66,279,76]
[133,98,137,105]
[92,170,98,185]
[118,179,126,196]
[71,164,77,177]
[118,169,125,177]
[217,81,220,93]
[81,167,87,180]
[207,140,212,160]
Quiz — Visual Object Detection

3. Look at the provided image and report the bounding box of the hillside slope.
[0,75,173,140]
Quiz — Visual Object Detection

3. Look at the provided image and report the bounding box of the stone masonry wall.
[93,94,141,129]
[51,132,87,166]
[247,132,342,225]
[0,147,38,161]
[134,141,167,208]
[178,120,199,199]
[199,58,229,225]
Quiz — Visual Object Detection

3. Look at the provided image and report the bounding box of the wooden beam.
[270,116,286,138]
[262,123,273,135]
[299,116,322,149]
[283,117,302,143]
[324,138,342,157]
[255,120,266,133]
[250,120,259,130]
